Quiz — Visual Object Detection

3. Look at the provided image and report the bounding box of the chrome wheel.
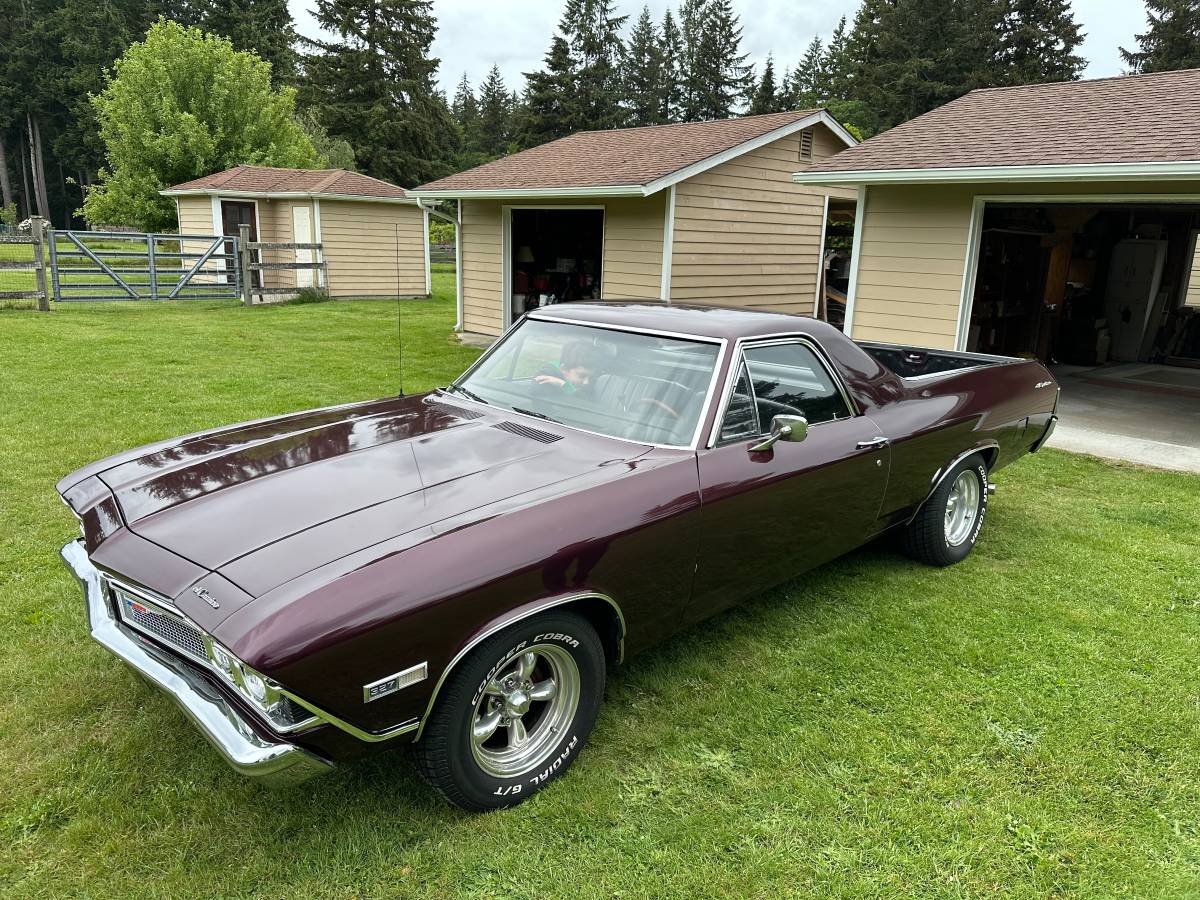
[944,470,980,546]
[470,644,580,778]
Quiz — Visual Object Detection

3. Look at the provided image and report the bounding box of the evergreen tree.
[689,0,752,119]
[559,0,627,129]
[823,17,853,101]
[659,9,685,122]
[451,72,481,152]
[1121,0,1200,73]
[679,0,707,119]
[1000,0,1085,85]
[748,55,779,114]
[624,6,664,125]
[516,36,580,147]
[300,0,455,187]
[792,36,827,106]
[476,65,511,156]
[162,0,297,81]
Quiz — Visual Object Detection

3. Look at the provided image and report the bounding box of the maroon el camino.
[58,302,1059,810]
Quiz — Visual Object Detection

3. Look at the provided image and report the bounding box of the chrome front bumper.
[60,539,333,787]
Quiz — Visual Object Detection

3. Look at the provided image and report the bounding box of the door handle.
[856,437,889,450]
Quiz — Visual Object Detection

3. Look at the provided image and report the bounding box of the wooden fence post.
[30,215,49,311]
[238,223,252,306]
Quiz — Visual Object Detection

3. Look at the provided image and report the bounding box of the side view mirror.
[749,414,808,452]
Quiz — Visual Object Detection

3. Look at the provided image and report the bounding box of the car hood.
[69,392,649,615]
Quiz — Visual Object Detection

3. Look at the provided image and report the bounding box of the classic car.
[58,303,1059,810]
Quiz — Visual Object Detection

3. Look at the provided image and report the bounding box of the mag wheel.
[412,611,605,811]
[902,453,989,567]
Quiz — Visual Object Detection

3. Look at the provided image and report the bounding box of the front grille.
[113,587,208,662]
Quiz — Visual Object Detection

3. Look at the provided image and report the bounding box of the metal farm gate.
[48,230,241,301]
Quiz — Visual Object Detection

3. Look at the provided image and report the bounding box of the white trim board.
[411,112,859,202]
[841,186,867,338]
[312,200,325,289]
[793,161,1200,187]
[454,201,464,331]
[659,185,675,303]
[422,206,431,296]
[812,194,830,317]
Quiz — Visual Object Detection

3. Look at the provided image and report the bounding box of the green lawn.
[2,278,1199,897]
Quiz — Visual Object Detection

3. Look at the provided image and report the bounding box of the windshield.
[453,318,721,446]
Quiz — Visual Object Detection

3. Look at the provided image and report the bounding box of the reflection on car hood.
[89,392,648,600]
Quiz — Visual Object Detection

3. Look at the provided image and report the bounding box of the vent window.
[798,129,814,162]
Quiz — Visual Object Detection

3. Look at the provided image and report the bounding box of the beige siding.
[1185,232,1200,308]
[175,197,219,285]
[669,124,847,314]
[459,196,665,337]
[461,200,504,335]
[848,178,1200,349]
[318,200,426,298]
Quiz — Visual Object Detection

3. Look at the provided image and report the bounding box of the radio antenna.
[395,222,404,397]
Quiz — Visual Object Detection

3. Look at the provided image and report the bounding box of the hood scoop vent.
[492,421,563,444]
[426,399,484,420]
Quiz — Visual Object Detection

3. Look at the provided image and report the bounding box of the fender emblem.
[191,585,220,609]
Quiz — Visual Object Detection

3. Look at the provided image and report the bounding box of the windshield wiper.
[511,407,562,424]
[446,384,489,405]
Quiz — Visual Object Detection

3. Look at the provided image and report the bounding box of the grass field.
[2,277,1199,897]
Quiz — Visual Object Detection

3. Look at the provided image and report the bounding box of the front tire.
[412,611,605,811]
[902,453,989,567]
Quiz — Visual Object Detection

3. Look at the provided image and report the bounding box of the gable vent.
[492,421,563,444]
[798,129,814,162]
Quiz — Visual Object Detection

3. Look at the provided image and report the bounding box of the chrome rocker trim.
[60,539,332,787]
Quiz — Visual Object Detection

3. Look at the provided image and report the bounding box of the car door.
[689,337,890,623]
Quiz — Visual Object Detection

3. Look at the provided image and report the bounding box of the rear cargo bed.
[856,341,1019,381]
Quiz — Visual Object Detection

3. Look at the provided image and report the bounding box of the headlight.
[204,641,315,731]
[239,667,268,703]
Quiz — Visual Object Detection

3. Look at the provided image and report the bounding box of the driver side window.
[718,341,851,443]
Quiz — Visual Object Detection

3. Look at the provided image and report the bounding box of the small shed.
[792,69,1200,369]
[162,166,431,299]
[410,110,857,337]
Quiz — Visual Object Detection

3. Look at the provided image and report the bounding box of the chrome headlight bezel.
[105,575,318,733]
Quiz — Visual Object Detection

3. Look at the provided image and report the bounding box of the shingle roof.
[413,110,826,193]
[163,166,410,200]
[802,69,1200,176]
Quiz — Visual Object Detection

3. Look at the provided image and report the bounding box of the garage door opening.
[965,202,1200,367]
[507,208,604,325]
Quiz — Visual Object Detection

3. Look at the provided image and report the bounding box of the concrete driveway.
[1047,364,1200,473]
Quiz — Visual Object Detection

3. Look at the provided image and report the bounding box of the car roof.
[527,301,844,343]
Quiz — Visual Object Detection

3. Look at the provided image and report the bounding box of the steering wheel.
[632,397,681,420]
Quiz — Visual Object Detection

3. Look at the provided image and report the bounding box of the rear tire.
[902,453,989,567]
[412,611,605,811]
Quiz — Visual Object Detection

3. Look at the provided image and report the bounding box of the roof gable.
[412,110,855,197]
[795,68,1200,185]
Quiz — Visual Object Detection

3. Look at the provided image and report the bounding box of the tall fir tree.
[624,6,664,125]
[162,0,297,81]
[1121,0,1200,73]
[517,36,581,147]
[748,55,779,114]
[823,17,853,101]
[559,0,627,130]
[451,72,481,153]
[658,9,685,122]
[1000,0,1085,85]
[689,0,752,119]
[678,0,707,119]
[792,35,827,106]
[300,0,455,187]
[476,64,512,156]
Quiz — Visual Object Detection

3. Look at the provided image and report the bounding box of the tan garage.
[793,69,1200,369]
[410,110,857,337]
[163,166,430,300]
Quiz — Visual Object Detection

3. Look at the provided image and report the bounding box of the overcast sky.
[288,0,1149,99]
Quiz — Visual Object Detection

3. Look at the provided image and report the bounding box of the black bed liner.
[856,341,1020,381]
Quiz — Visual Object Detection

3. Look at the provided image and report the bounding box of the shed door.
[292,205,314,288]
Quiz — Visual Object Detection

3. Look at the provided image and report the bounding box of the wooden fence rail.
[0,217,49,310]
[238,223,327,305]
